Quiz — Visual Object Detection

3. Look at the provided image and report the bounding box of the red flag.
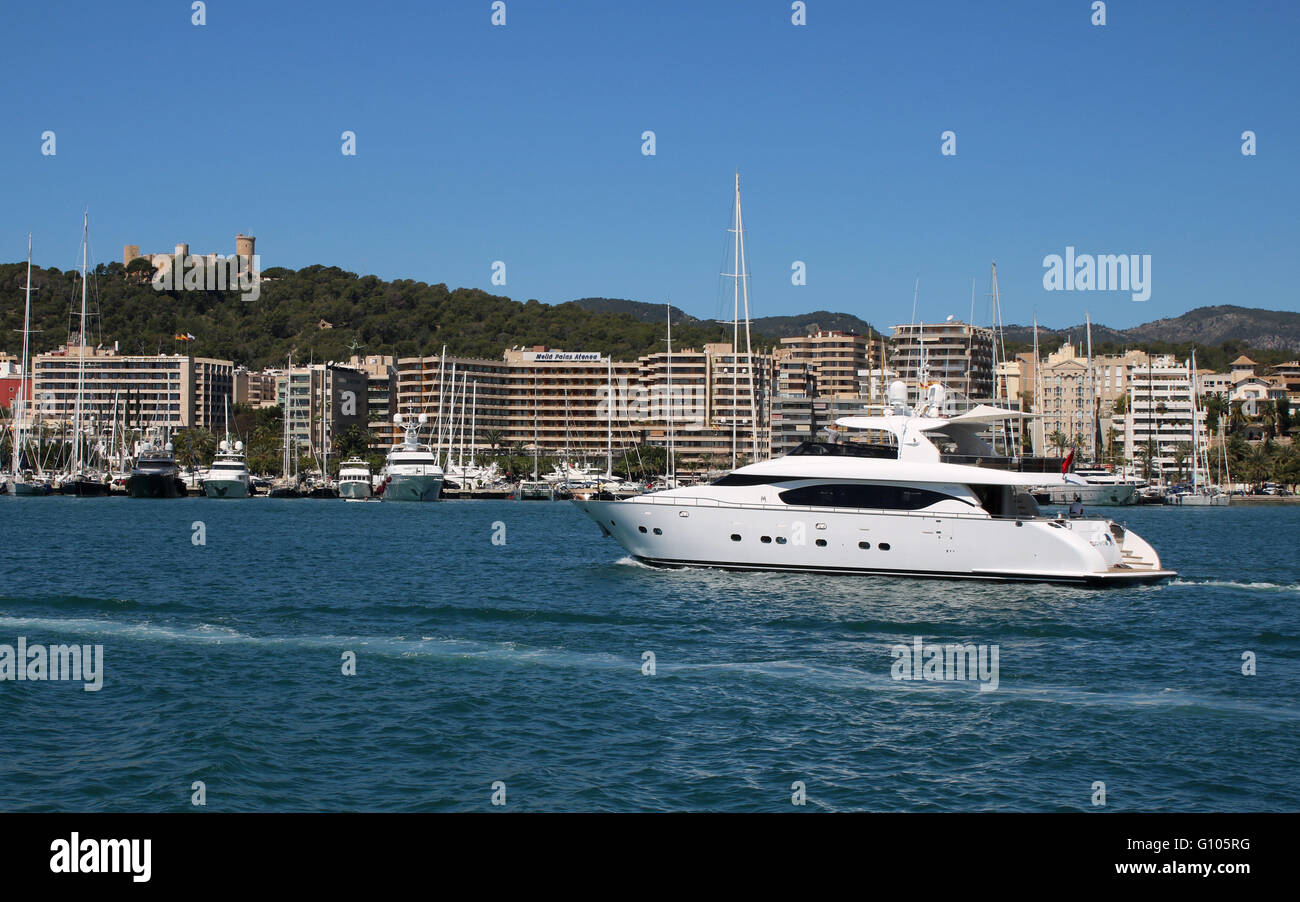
[1061,448,1075,474]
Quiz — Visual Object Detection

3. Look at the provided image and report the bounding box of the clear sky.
[3,0,1297,330]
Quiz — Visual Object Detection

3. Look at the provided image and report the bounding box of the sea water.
[1,497,1296,811]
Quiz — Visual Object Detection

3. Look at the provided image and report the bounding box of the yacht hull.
[382,474,443,502]
[59,478,111,497]
[8,480,54,496]
[339,482,372,500]
[128,473,187,498]
[574,498,1173,586]
[1168,493,1230,506]
[204,479,250,498]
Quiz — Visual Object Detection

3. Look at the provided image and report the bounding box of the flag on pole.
[1061,448,1075,474]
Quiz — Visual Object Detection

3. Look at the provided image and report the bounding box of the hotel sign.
[527,352,603,362]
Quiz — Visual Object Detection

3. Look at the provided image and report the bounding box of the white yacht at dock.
[204,439,252,498]
[378,414,444,502]
[338,457,373,500]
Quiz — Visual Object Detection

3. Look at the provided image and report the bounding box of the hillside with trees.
[1,261,1295,371]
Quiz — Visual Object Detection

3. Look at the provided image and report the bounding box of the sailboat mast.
[1085,312,1096,463]
[605,356,613,477]
[283,354,292,477]
[666,301,674,481]
[13,234,34,479]
[735,177,758,462]
[731,175,740,470]
[435,345,446,465]
[1032,313,1041,456]
[470,380,477,469]
[72,212,89,476]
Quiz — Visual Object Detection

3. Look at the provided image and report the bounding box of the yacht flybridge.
[574,382,1174,585]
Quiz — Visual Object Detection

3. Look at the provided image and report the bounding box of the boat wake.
[1166,578,1300,593]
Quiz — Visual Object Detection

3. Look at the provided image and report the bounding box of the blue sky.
[2,0,1297,331]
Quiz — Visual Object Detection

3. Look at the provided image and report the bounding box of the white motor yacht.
[204,439,252,498]
[573,382,1174,585]
[338,457,373,500]
[378,414,443,502]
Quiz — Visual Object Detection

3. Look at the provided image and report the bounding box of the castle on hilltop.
[124,233,256,275]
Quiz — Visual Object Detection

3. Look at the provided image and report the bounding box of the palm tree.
[1048,430,1068,457]
[1271,443,1298,491]
[1258,400,1277,439]
[1104,426,1121,466]
[1228,400,1248,435]
[481,428,504,456]
[1171,441,1192,483]
[1242,445,1272,492]
[1203,393,1226,434]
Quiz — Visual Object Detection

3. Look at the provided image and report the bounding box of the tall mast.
[1085,312,1096,462]
[665,301,674,481]
[731,176,740,470]
[469,380,477,469]
[71,210,89,477]
[1031,313,1041,455]
[458,372,468,470]
[435,345,447,464]
[736,178,758,462]
[12,234,35,479]
[605,356,613,478]
[282,353,292,478]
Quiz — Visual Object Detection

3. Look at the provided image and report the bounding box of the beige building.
[635,342,775,465]
[234,367,279,408]
[389,349,643,461]
[275,363,369,460]
[890,321,994,403]
[31,344,233,431]
[383,343,774,468]
[776,331,873,398]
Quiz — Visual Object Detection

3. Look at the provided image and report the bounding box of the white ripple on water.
[1,615,1295,723]
[0,614,632,671]
[1165,579,1300,593]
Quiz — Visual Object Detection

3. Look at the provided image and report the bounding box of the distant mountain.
[1003,306,1300,354]
[568,298,877,340]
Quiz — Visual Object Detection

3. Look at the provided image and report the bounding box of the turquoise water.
[0,497,1296,811]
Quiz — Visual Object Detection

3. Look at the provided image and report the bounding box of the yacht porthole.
[730,534,742,542]
[879,543,891,551]
[760,536,772,544]
[678,511,689,518]
[815,539,827,547]
[858,541,871,550]
[815,523,827,530]
[652,528,662,535]
[775,536,787,545]
[638,526,647,533]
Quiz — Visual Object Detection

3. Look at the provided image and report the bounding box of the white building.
[1122,356,1207,478]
